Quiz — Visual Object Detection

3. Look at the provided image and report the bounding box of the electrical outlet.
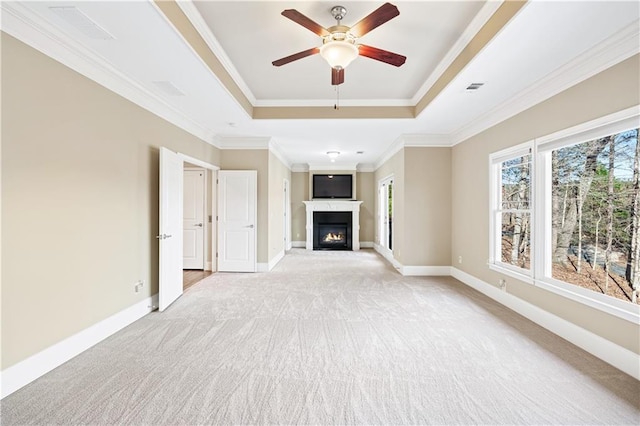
[458,256,462,264]
[498,279,506,290]
[134,280,144,293]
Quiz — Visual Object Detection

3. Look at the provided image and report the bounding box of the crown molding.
[174,0,257,105]
[308,163,358,171]
[291,164,309,173]
[450,19,640,146]
[214,136,270,149]
[268,140,292,170]
[214,136,291,168]
[0,1,216,146]
[374,134,452,170]
[411,0,504,105]
[356,164,376,172]
[402,134,452,147]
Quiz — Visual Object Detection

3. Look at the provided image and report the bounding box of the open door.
[218,170,257,272]
[158,147,183,311]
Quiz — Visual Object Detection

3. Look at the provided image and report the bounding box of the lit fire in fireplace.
[323,232,345,243]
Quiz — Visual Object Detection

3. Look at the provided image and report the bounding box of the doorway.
[378,176,393,254]
[158,149,218,311]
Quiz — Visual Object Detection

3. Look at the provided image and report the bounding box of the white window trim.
[490,106,640,323]
[489,141,534,278]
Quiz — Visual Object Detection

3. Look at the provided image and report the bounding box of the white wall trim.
[360,241,374,248]
[257,250,286,272]
[0,2,215,146]
[450,268,640,380]
[175,0,257,105]
[411,0,505,105]
[268,140,292,170]
[214,136,271,149]
[291,164,309,173]
[401,266,453,276]
[0,294,158,399]
[373,243,402,272]
[291,241,306,248]
[450,21,640,146]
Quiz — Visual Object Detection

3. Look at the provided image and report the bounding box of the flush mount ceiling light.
[327,151,340,162]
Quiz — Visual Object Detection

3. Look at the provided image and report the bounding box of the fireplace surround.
[303,201,362,251]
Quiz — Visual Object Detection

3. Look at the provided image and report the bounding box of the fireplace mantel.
[303,200,363,250]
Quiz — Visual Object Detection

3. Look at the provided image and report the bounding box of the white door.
[183,169,205,269]
[158,147,183,311]
[218,170,257,272]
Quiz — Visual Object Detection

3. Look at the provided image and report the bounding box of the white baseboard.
[401,265,452,276]
[360,241,374,248]
[450,267,640,380]
[257,250,286,272]
[0,294,158,399]
[373,243,402,271]
[291,241,305,248]
[205,261,212,271]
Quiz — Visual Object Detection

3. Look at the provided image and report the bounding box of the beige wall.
[374,147,451,267]
[220,149,269,263]
[290,171,375,245]
[267,152,291,261]
[356,172,375,244]
[451,54,640,354]
[1,34,221,369]
[403,148,451,266]
[291,172,308,242]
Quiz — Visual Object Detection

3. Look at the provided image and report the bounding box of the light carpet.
[2,249,639,425]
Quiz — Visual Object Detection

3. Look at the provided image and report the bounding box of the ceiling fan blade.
[331,68,345,86]
[358,44,406,67]
[272,47,320,67]
[282,9,330,37]
[349,3,400,38]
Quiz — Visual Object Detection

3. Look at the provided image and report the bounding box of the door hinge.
[216,253,218,258]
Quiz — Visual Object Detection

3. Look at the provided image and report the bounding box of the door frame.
[377,174,394,259]
[284,178,292,251]
[178,153,219,272]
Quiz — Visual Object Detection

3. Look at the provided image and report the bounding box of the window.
[549,131,638,304]
[490,109,640,320]
[490,144,533,278]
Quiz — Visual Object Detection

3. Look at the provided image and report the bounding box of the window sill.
[488,263,533,285]
[488,263,640,324]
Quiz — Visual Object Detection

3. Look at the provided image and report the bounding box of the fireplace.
[313,211,352,250]
[303,201,362,251]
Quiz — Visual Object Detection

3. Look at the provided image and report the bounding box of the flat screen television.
[313,174,353,199]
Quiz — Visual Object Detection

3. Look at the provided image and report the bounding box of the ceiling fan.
[272,3,406,86]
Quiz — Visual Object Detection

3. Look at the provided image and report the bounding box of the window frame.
[489,141,534,283]
[489,107,640,323]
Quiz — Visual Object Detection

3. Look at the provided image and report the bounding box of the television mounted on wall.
[313,174,353,199]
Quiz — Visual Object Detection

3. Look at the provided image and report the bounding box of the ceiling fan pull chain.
[334,84,340,110]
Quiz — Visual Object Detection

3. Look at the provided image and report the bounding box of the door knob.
[195,223,203,227]
[244,224,254,228]
[155,234,172,240]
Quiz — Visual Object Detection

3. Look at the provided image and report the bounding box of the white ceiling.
[2,1,639,169]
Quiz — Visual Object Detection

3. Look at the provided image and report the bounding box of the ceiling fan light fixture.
[320,40,358,69]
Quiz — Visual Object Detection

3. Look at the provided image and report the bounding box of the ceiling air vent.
[49,6,114,40]
[152,81,186,97]
[465,82,485,92]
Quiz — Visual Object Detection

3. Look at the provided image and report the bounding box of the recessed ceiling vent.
[152,81,186,97]
[49,6,115,40]
[465,82,485,92]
